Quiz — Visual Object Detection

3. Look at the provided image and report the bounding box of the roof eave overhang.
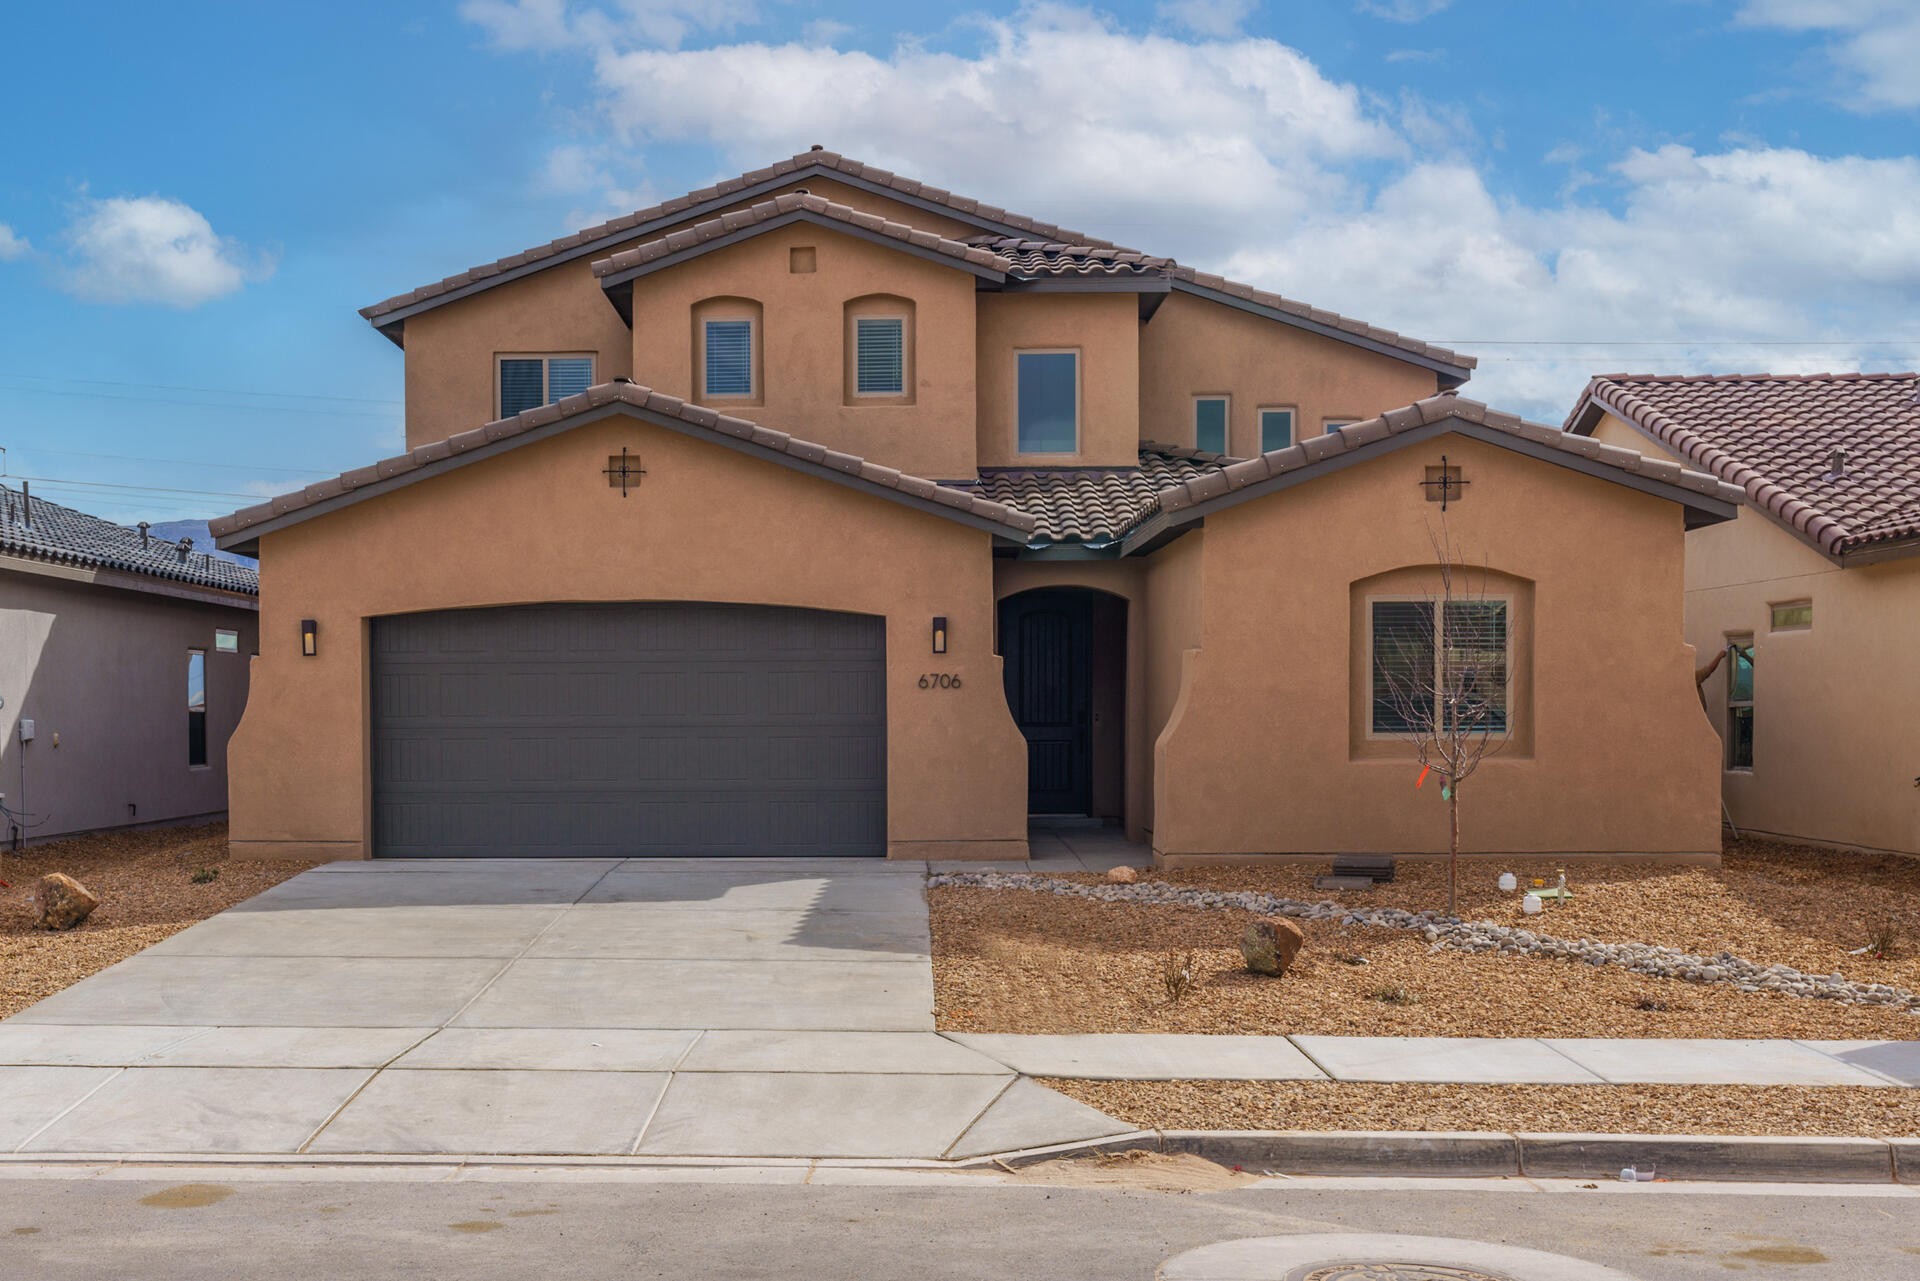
[994,277,1172,295]
[214,400,1032,557]
[361,163,1068,342]
[1119,415,1737,555]
[1170,280,1473,387]
[0,549,259,608]
[1838,536,1920,567]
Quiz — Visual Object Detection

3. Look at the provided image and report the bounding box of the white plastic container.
[1498,872,1517,892]
[1521,893,1543,915]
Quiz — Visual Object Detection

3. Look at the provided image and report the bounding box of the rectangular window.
[498,355,595,418]
[1194,396,1229,454]
[1769,600,1812,631]
[1259,408,1294,452]
[855,317,905,395]
[214,628,239,653]
[187,650,207,768]
[704,319,754,397]
[1017,351,1078,454]
[1325,418,1357,436]
[1726,637,1754,769]
[1369,599,1510,735]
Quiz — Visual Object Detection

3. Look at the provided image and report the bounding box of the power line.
[15,446,334,476]
[0,372,400,406]
[0,384,397,419]
[3,474,264,501]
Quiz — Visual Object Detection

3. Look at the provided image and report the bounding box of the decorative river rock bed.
[928,871,1920,1015]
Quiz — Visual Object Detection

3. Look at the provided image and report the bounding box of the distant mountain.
[144,520,258,568]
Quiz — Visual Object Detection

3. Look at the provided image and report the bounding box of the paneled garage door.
[370,603,887,858]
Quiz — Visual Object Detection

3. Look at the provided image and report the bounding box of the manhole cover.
[1289,1266,1517,1281]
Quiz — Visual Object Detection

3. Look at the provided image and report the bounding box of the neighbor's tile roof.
[1154,393,1745,518]
[1570,373,1920,560]
[592,193,1007,280]
[208,381,1037,546]
[0,483,258,595]
[360,148,1116,321]
[974,445,1233,545]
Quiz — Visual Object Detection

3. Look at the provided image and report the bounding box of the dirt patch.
[931,835,1920,1038]
[1044,1078,1920,1137]
[994,1148,1259,1192]
[0,824,317,1019]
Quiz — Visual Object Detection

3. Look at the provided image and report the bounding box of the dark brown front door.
[999,590,1092,815]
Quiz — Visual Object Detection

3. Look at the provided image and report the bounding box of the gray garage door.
[370,603,886,858]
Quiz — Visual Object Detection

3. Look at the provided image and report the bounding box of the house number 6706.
[919,673,962,690]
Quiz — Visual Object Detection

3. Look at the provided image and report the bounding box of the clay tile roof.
[1,483,258,595]
[1152,393,1744,518]
[1568,372,1920,561]
[973,444,1236,545]
[208,382,1037,548]
[964,234,1176,280]
[591,193,1006,279]
[361,148,1111,321]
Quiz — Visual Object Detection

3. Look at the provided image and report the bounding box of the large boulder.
[35,873,98,931]
[1239,916,1305,977]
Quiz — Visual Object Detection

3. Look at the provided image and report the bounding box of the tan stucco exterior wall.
[976,292,1142,469]
[225,416,1030,861]
[627,223,981,481]
[1593,410,1920,854]
[993,559,1151,842]
[1142,532,1205,843]
[1149,432,1721,860]
[1138,291,1442,454]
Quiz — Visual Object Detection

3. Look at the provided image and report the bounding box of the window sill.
[188,764,212,773]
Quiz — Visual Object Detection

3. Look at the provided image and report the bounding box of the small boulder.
[1106,865,1139,884]
[35,873,99,931]
[1239,916,1305,977]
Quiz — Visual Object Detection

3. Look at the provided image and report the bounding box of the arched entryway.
[997,587,1128,820]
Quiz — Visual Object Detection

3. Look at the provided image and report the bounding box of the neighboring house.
[211,148,1740,863]
[0,483,259,845]
[1568,372,1920,856]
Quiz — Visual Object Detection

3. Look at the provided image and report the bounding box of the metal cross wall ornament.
[603,448,646,497]
[1419,454,1469,511]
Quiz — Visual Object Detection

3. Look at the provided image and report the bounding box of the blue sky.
[3,0,1917,523]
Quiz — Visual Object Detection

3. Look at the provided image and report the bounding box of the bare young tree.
[1371,518,1511,916]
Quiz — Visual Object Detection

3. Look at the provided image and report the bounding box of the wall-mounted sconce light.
[301,619,318,657]
[931,616,948,655]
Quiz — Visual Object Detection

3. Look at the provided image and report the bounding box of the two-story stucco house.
[212,148,1742,863]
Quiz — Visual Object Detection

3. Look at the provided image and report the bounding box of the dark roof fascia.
[993,276,1172,295]
[1170,279,1473,387]
[1006,541,1127,561]
[366,164,1069,345]
[1120,416,1738,555]
[214,401,1032,557]
[1569,388,1897,566]
[1116,514,1195,558]
[597,209,1010,296]
[0,551,259,610]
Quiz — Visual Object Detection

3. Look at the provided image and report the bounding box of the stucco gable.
[209,381,1037,556]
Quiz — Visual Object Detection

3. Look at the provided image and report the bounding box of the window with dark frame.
[1726,637,1754,769]
[499,356,594,417]
[1369,599,1510,735]
[1194,396,1228,453]
[1016,351,1078,453]
[187,650,207,768]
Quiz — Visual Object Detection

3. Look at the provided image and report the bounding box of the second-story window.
[1017,351,1078,454]
[498,355,593,418]
[704,319,755,397]
[1259,408,1294,452]
[1194,396,1229,454]
[855,317,905,395]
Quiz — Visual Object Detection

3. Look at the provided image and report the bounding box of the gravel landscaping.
[930,837,1920,1039]
[1044,1078,1920,1138]
[0,824,317,1019]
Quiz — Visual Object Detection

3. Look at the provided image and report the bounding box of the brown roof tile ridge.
[590,192,1006,277]
[362,148,1121,319]
[1595,370,1918,387]
[212,380,1037,540]
[1139,440,1241,465]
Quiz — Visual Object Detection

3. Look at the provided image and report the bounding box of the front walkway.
[0,858,1130,1160]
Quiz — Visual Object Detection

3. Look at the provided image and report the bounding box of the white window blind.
[705,320,754,396]
[547,357,593,400]
[855,318,905,394]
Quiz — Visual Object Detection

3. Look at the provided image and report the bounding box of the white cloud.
[475,5,1920,420]
[1155,0,1257,38]
[1356,0,1452,22]
[1737,0,1920,110]
[0,223,29,260]
[59,196,270,307]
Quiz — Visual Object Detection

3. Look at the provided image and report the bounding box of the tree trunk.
[1448,781,1460,917]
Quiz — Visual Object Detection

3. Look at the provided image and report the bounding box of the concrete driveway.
[0,858,1130,1160]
